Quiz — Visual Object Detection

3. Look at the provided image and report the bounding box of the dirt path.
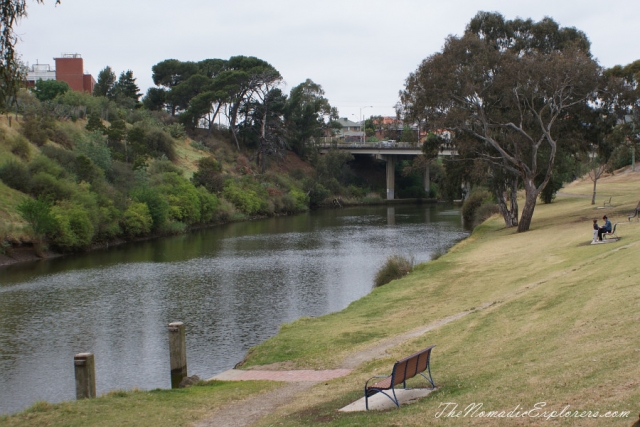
[193,302,495,427]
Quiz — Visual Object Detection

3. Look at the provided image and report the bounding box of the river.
[0,204,467,415]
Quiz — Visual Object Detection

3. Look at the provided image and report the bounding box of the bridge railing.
[315,141,421,150]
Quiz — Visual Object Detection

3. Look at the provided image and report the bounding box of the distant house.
[334,117,364,142]
[25,53,95,93]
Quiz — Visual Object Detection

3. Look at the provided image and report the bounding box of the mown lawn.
[249,171,640,426]
[2,171,639,427]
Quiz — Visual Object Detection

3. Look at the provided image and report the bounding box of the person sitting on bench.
[597,215,612,241]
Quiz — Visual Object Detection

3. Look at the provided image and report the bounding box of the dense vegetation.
[0,74,393,256]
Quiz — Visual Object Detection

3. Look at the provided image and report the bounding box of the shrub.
[20,116,53,146]
[165,123,187,139]
[0,160,32,193]
[214,198,238,222]
[190,140,207,151]
[74,131,112,173]
[122,202,152,237]
[16,196,56,240]
[160,221,188,235]
[374,255,414,287]
[10,135,31,161]
[148,158,182,176]
[156,172,202,224]
[40,145,78,175]
[461,189,493,224]
[289,168,306,181]
[95,205,122,240]
[304,180,329,207]
[144,129,177,161]
[347,184,366,199]
[222,178,269,215]
[196,186,219,223]
[289,188,309,212]
[30,172,75,201]
[192,157,224,193]
[48,202,95,250]
[473,203,499,227]
[28,154,67,179]
[131,187,169,230]
[49,128,73,149]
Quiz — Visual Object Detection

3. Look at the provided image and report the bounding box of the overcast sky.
[15,0,640,121]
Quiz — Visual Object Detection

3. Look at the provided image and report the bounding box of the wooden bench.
[602,223,619,240]
[603,196,613,207]
[364,345,435,410]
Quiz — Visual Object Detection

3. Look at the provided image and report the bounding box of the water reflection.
[0,204,467,414]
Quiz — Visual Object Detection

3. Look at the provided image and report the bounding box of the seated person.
[597,215,612,241]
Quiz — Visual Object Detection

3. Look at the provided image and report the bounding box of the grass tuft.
[373,254,414,287]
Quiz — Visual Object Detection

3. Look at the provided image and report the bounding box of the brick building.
[26,53,95,93]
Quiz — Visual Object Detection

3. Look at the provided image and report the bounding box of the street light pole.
[360,106,372,143]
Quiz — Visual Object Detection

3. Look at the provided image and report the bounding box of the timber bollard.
[74,353,96,399]
[168,322,187,388]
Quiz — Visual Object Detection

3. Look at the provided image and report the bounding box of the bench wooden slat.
[364,345,436,410]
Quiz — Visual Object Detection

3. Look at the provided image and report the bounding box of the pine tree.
[93,66,116,97]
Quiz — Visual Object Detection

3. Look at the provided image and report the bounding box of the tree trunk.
[492,175,519,228]
[517,179,539,232]
[591,178,597,205]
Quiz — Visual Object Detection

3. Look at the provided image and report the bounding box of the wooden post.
[168,322,187,388]
[74,353,96,399]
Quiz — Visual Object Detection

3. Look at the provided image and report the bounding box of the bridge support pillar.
[385,155,396,200]
[424,163,430,196]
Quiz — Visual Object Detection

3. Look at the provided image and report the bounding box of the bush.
[305,181,329,207]
[473,203,499,227]
[288,188,309,212]
[144,129,177,161]
[159,221,187,235]
[214,198,238,222]
[40,145,78,175]
[30,172,75,201]
[49,128,73,149]
[131,187,169,230]
[196,186,219,223]
[95,205,121,240]
[165,123,187,139]
[374,255,414,288]
[20,116,53,146]
[48,202,95,250]
[289,168,306,181]
[156,172,202,224]
[74,131,112,173]
[222,178,269,215]
[10,135,31,161]
[28,154,67,179]
[0,160,32,193]
[461,189,493,224]
[192,157,224,193]
[16,196,56,240]
[122,202,152,237]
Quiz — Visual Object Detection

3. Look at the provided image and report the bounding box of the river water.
[0,204,467,415]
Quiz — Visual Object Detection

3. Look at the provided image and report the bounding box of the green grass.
[0,381,279,427]
[247,172,640,426]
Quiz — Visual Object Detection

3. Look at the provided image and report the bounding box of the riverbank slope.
[2,170,639,426]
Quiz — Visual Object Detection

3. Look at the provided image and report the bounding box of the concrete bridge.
[317,142,455,200]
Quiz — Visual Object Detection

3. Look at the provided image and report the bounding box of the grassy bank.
[2,170,639,426]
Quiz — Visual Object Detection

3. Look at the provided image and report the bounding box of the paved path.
[195,302,495,427]
[211,368,352,382]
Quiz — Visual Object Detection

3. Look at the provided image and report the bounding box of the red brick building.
[54,54,95,93]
